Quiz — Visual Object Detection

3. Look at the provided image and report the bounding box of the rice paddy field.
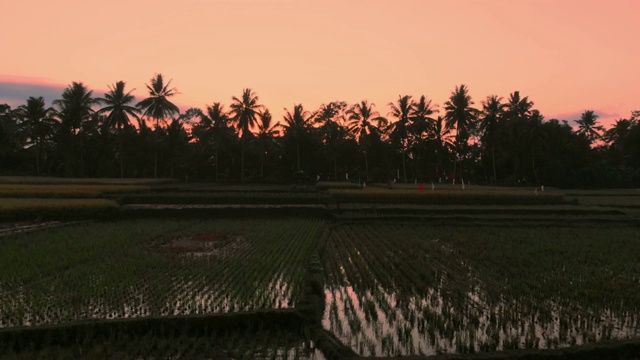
[322,224,640,357]
[1,177,639,359]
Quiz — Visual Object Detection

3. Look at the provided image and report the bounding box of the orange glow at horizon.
[2,0,639,129]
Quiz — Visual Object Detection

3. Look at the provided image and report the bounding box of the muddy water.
[323,284,640,357]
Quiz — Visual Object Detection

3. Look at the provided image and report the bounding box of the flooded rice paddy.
[322,224,640,356]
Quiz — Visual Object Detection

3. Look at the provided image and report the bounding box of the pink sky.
[2,0,638,128]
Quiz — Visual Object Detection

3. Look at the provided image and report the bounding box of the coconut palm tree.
[230,88,262,182]
[434,115,454,181]
[315,101,349,179]
[410,95,437,141]
[505,91,533,122]
[281,104,315,172]
[16,97,56,176]
[98,81,140,178]
[347,100,387,178]
[524,110,547,186]
[480,95,507,184]
[194,103,235,181]
[575,110,604,144]
[53,82,101,176]
[444,84,478,176]
[253,109,280,177]
[387,95,415,182]
[136,74,180,178]
[0,104,20,162]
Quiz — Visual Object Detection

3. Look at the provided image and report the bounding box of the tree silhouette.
[347,100,387,179]
[16,97,56,176]
[505,91,533,122]
[316,102,349,180]
[444,84,478,177]
[575,110,604,144]
[434,115,454,181]
[230,89,262,182]
[194,103,235,181]
[410,95,437,141]
[282,104,315,172]
[98,81,140,178]
[480,95,507,184]
[387,95,415,182]
[53,82,101,176]
[253,109,279,178]
[0,104,21,170]
[136,74,180,178]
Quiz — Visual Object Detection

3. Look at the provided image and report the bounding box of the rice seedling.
[322,223,640,356]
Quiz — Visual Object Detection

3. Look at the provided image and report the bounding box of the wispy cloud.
[547,110,620,121]
[0,81,65,107]
[548,109,621,129]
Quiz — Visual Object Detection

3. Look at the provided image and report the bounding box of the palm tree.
[98,81,140,178]
[0,104,20,161]
[136,74,180,178]
[387,95,415,182]
[194,103,235,181]
[505,91,533,122]
[410,95,437,140]
[53,82,101,176]
[16,97,56,176]
[347,100,387,178]
[604,118,636,146]
[282,104,315,172]
[480,95,507,184]
[575,110,604,144]
[230,88,262,182]
[524,110,547,186]
[253,109,279,177]
[434,115,454,181]
[444,84,478,176]
[315,101,348,179]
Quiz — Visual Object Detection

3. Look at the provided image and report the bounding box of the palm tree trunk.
[333,156,338,181]
[35,138,40,176]
[79,134,84,177]
[260,150,264,178]
[402,150,407,182]
[241,138,245,183]
[215,147,219,182]
[154,120,159,179]
[491,146,497,185]
[364,150,369,180]
[296,139,301,171]
[118,126,124,179]
[531,146,540,186]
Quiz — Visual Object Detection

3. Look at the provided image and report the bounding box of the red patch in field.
[159,233,248,257]
[161,244,204,253]
[191,233,226,242]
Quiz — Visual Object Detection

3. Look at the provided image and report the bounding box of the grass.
[0,198,120,221]
[327,188,566,205]
[0,176,175,185]
[0,184,150,198]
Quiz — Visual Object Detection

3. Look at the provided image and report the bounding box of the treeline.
[1,74,639,188]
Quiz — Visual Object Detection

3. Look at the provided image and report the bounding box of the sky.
[1,0,639,129]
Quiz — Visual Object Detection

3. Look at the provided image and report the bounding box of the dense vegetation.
[1,75,639,187]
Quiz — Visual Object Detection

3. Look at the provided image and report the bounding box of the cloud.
[547,110,620,122]
[547,109,622,130]
[0,81,65,108]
